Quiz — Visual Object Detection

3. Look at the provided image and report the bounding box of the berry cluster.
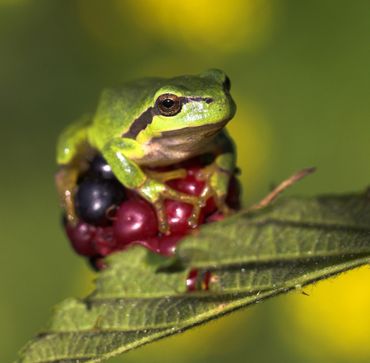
[63,154,241,270]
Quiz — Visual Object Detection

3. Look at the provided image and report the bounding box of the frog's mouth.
[159,118,229,141]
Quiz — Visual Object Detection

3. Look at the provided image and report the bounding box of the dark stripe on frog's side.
[121,106,158,139]
[122,96,214,139]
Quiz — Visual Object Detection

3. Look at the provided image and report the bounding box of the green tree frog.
[56,69,237,233]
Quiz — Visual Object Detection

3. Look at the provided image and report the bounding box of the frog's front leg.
[102,138,201,234]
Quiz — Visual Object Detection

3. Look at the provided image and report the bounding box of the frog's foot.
[137,178,204,234]
[55,166,79,225]
[195,162,235,216]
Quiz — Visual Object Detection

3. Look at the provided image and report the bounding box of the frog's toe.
[152,200,170,234]
[187,202,204,229]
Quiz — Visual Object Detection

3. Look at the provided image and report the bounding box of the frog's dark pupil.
[162,99,175,108]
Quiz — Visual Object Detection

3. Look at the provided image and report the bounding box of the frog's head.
[121,69,236,142]
[92,70,236,163]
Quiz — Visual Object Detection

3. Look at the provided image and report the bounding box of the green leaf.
[17,192,370,363]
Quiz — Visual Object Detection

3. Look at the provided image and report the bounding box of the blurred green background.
[1,0,370,362]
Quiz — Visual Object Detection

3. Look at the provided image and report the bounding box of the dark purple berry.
[88,155,116,180]
[93,226,117,256]
[226,175,241,210]
[75,179,125,226]
[65,222,97,256]
[158,234,184,256]
[113,199,158,246]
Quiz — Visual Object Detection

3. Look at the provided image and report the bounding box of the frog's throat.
[122,96,214,140]
[137,118,230,167]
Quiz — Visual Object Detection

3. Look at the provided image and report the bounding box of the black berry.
[75,178,125,226]
[88,154,116,180]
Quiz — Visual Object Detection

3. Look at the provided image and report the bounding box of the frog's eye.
[156,93,182,116]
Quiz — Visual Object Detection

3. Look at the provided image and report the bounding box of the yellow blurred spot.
[122,0,274,53]
[284,266,370,359]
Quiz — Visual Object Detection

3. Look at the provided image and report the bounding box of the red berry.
[165,199,205,234]
[186,269,212,292]
[158,234,184,256]
[203,197,217,215]
[113,199,158,246]
[93,226,117,256]
[186,269,199,292]
[131,233,184,256]
[65,222,96,256]
[167,170,205,196]
[132,237,160,254]
[167,169,217,216]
